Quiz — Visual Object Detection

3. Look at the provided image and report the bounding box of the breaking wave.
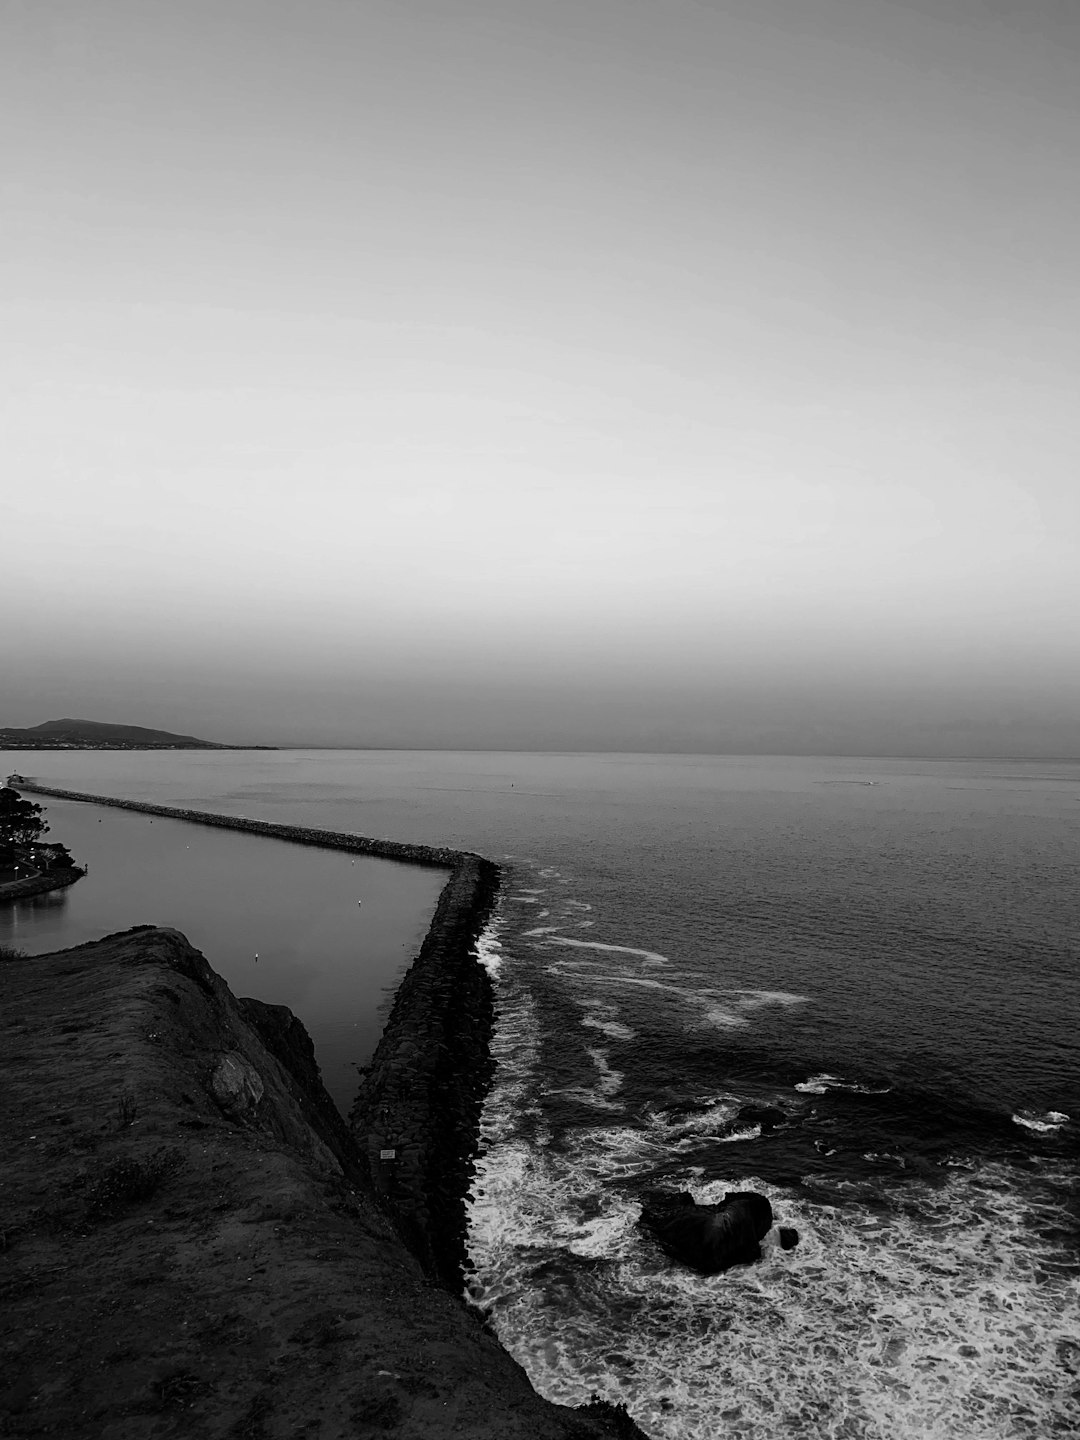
[465,865,1080,1440]
[795,1073,892,1096]
[1013,1109,1071,1134]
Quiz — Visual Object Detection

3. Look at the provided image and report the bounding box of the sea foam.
[1012,1109,1070,1133]
[468,867,1079,1439]
[467,884,1079,1440]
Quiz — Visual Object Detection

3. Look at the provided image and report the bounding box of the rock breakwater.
[351,854,500,1290]
[16,782,464,868]
[15,782,501,1295]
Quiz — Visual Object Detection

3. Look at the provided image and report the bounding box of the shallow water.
[3,748,1078,1435]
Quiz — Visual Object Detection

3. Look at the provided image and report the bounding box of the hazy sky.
[3,0,1079,753]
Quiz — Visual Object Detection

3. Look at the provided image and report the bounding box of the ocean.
[3,749,1077,1438]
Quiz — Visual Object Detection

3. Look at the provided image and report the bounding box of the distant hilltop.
[0,719,275,751]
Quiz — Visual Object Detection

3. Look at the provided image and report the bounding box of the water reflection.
[8,887,71,916]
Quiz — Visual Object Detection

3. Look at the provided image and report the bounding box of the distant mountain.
[0,719,274,750]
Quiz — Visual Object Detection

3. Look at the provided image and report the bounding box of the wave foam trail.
[1012,1109,1071,1133]
[796,1073,891,1095]
[548,953,809,1030]
[646,1099,755,1146]
[546,936,672,966]
[547,965,753,1029]
[584,1047,623,1098]
[730,988,811,1009]
[582,1011,637,1042]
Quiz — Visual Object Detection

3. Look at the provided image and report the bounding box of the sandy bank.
[0,927,647,1438]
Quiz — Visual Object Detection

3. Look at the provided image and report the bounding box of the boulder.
[209,1052,265,1120]
[639,1189,779,1275]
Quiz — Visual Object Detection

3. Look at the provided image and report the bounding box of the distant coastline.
[0,741,276,751]
[0,717,275,751]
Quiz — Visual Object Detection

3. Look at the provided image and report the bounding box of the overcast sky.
[3,0,1079,754]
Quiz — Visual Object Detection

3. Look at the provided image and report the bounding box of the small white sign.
[379,1148,396,1160]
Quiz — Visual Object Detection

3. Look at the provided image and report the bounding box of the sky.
[2,0,1079,754]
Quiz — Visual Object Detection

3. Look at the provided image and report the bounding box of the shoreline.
[0,786,652,1432]
[352,856,500,1289]
[13,781,500,1294]
[0,865,85,905]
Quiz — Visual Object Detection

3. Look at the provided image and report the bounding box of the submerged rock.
[735,1104,787,1132]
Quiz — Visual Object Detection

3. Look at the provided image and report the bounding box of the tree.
[0,788,48,849]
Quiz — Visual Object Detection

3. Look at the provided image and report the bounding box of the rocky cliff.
[0,928,646,1439]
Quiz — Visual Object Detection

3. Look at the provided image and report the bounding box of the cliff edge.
[0,928,644,1439]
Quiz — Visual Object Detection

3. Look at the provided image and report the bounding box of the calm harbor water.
[3,748,1078,1438]
[0,790,447,1114]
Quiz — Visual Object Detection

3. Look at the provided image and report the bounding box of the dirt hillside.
[0,928,645,1439]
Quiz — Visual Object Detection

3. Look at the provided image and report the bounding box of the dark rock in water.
[638,1189,775,1275]
[735,1104,786,1131]
[575,1397,649,1438]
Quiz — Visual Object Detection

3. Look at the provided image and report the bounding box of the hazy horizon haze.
[3,1,1079,755]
